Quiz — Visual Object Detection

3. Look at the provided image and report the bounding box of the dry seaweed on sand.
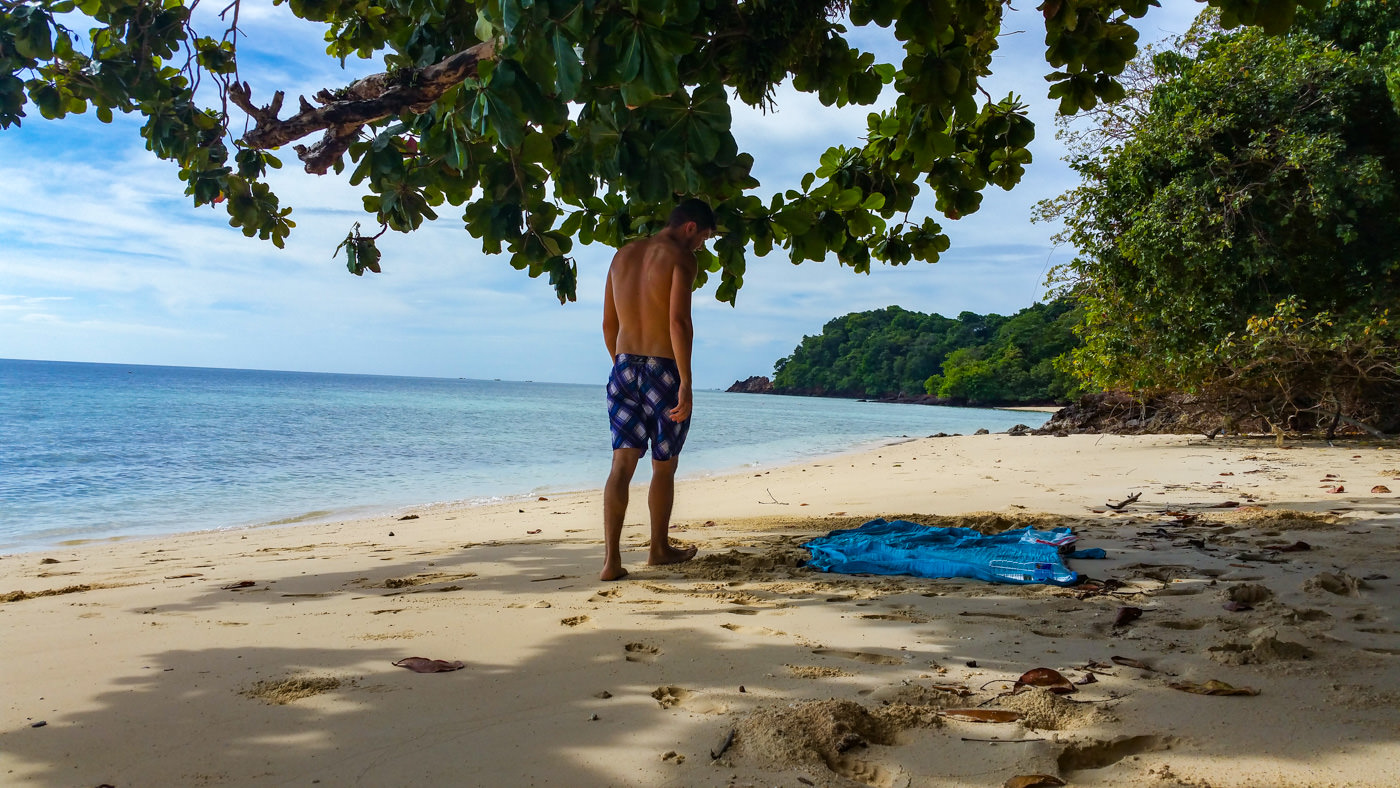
[239,675,347,705]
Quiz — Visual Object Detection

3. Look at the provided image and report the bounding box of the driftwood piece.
[1105,492,1142,511]
[228,42,496,174]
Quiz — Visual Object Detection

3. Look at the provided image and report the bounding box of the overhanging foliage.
[1,0,1324,303]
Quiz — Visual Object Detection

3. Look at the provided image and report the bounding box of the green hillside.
[770,301,1084,406]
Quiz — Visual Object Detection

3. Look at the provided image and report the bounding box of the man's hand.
[669,386,692,422]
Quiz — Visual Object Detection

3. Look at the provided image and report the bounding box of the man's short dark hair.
[667,198,716,231]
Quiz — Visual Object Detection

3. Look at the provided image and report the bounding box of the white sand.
[3,433,1400,787]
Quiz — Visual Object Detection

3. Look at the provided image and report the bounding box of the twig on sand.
[960,737,1046,743]
[758,488,789,505]
[1105,492,1142,510]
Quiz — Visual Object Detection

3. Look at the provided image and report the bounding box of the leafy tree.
[928,299,1083,403]
[0,0,1323,302]
[771,299,1082,404]
[1043,2,1400,433]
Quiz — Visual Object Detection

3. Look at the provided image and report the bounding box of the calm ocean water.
[0,359,1048,551]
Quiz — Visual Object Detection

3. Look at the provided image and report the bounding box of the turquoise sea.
[0,359,1048,552]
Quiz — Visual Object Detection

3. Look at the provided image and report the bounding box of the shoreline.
[1,420,1044,556]
[722,381,1068,413]
[5,433,1400,787]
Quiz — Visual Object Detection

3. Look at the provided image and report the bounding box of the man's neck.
[655,226,687,248]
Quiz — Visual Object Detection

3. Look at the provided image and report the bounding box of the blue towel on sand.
[803,518,1080,586]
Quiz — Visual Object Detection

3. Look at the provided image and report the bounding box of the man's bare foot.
[600,566,629,582]
[646,543,698,567]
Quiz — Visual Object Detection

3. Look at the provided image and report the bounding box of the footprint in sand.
[811,648,906,666]
[590,587,622,602]
[1156,620,1206,631]
[1058,735,1173,774]
[625,642,661,663]
[651,685,728,714]
[859,612,930,624]
[720,623,786,636]
[561,615,590,627]
[830,756,907,788]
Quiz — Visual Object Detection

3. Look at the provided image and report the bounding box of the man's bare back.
[603,227,705,422]
[599,200,714,581]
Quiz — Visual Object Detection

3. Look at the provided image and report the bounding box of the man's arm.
[602,266,619,360]
[667,255,695,423]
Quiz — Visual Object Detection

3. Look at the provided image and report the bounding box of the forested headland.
[746,300,1084,407]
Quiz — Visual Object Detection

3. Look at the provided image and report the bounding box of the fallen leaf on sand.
[222,580,256,590]
[1264,541,1311,552]
[1015,668,1075,694]
[1169,680,1259,696]
[1005,776,1066,788]
[1111,655,1155,671]
[392,657,465,673]
[1075,673,1098,685]
[1207,500,1240,508]
[1325,486,1345,494]
[526,529,542,534]
[1373,485,1392,494]
[942,709,1022,723]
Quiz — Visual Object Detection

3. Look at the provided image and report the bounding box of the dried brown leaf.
[1111,655,1154,671]
[391,657,465,673]
[1372,485,1392,494]
[1168,680,1259,696]
[1015,668,1076,694]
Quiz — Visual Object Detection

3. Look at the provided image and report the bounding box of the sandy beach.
[4,432,1400,787]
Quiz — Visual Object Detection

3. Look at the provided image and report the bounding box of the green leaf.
[551,30,582,101]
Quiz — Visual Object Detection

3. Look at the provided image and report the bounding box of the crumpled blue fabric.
[803,518,1080,586]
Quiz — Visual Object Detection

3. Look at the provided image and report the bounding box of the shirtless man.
[600,198,716,581]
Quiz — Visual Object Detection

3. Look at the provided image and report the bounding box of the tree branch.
[228,41,496,174]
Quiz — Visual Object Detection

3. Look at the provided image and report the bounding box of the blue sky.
[0,2,1200,388]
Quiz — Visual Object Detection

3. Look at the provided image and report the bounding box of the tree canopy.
[1043,2,1400,432]
[2,0,1323,303]
[770,300,1082,405]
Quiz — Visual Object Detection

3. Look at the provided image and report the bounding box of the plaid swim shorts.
[606,353,690,461]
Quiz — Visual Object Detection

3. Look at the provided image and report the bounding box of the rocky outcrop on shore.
[726,376,774,394]
[1033,391,1222,435]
